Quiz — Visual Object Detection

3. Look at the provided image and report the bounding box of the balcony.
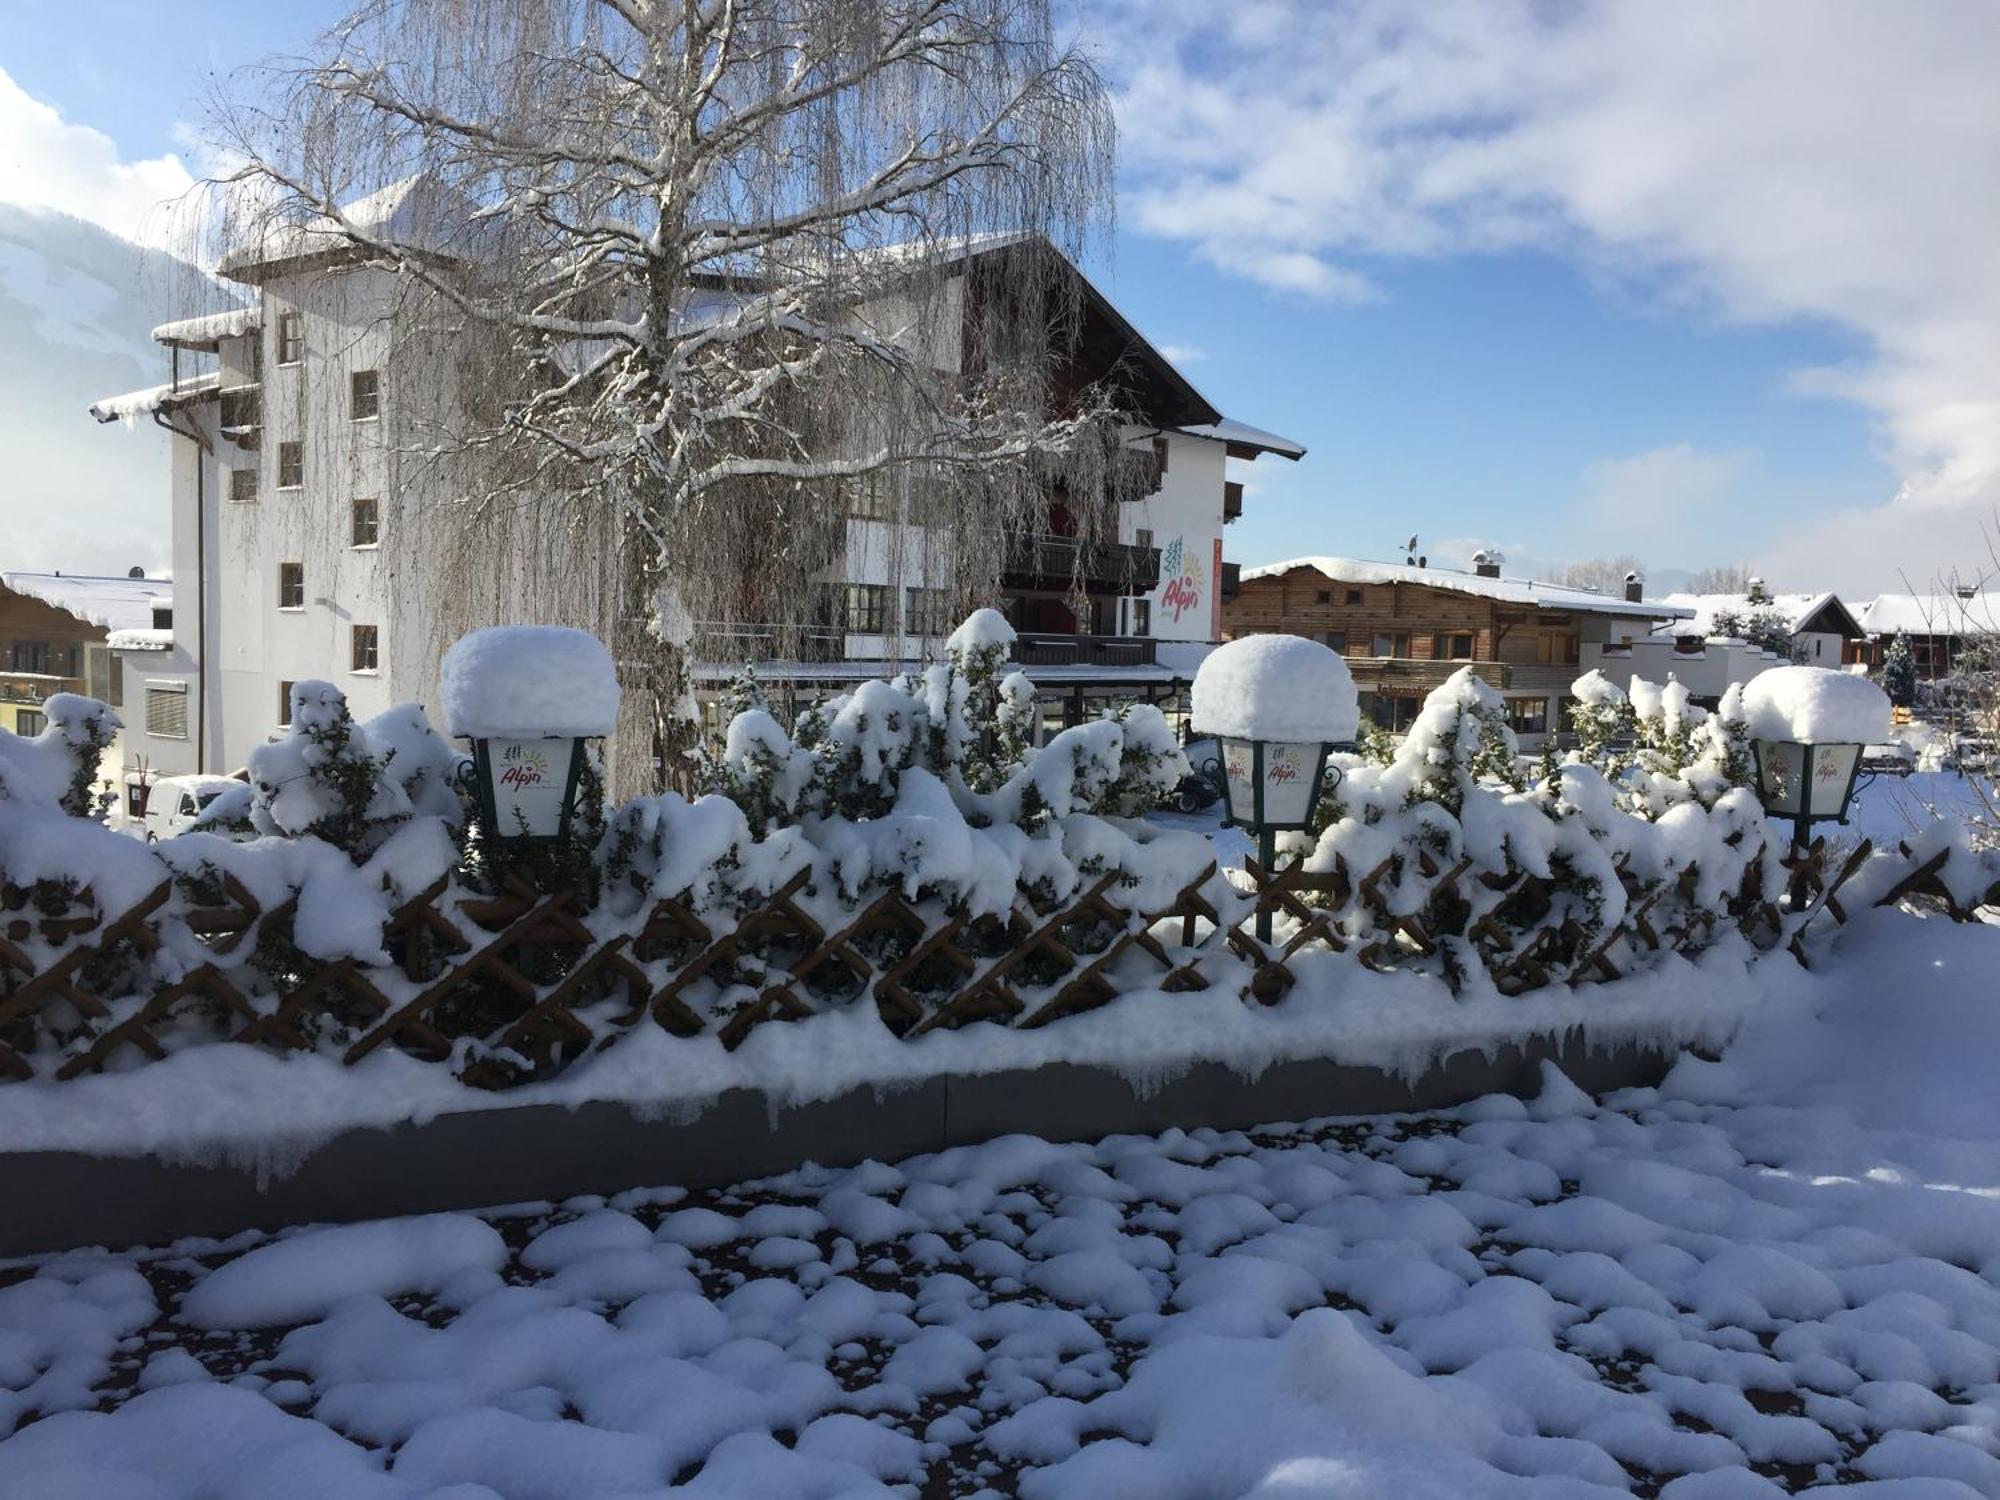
[1004,533,1161,592]
[1013,633,1159,668]
[1349,657,1512,693]
[1224,481,1244,523]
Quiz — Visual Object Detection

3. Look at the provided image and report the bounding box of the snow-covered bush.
[705,610,1188,834]
[1567,671,1634,774]
[1302,669,1784,989]
[242,682,420,858]
[0,694,119,818]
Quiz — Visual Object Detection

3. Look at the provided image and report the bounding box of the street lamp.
[1741,666,1890,850]
[1191,634,1360,943]
[439,626,622,845]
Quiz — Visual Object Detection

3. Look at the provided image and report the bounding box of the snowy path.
[4,914,2000,1498]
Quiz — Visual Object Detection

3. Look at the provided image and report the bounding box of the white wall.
[1117,429,1228,643]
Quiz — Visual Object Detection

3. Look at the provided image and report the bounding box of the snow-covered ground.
[4,907,1998,1498]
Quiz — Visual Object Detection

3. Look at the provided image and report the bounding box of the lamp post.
[1740,665,1890,858]
[1191,635,1360,944]
[1749,738,1867,852]
[439,625,621,851]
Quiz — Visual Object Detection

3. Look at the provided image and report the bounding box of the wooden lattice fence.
[0,832,1992,1093]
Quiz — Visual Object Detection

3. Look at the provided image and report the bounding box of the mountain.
[0,205,217,577]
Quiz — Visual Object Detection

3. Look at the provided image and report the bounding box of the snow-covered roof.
[151,307,260,349]
[1857,592,2000,637]
[1241,557,1693,620]
[218,173,501,283]
[88,370,221,424]
[1648,592,1859,640]
[1,572,172,633]
[1174,418,1307,462]
[107,628,174,653]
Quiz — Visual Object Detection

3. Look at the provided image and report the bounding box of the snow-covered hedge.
[1,651,1993,1098]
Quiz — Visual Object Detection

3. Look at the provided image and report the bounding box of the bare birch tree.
[208,0,1128,790]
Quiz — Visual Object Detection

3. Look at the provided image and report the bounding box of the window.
[1135,528,1154,552]
[351,625,380,673]
[1369,691,1420,733]
[1506,697,1549,736]
[229,466,259,504]
[1371,631,1410,659]
[1323,630,1347,653]
[904,587,953,637]
[9,640,50,674]
[15,709,45,737]
[1151,435,1170,474]
[277,441,303,490]
[1535,632,1580,666]
[1439,632,1474,660]
[351,496,381,547]
[839,584,891,634]
[218,386,261,435]
[145,682,189,739]
[846,473,897,521]
[278,563,305,610]
[350,369,380,421]
[276,311,303,365]
[1345,589,1363,605]
[151,606,172,629]
[278,680,295,727]
[1315,589,1332,604]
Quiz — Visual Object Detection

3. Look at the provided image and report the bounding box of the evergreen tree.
[244,682,411,857]
[1883,632,1916,707]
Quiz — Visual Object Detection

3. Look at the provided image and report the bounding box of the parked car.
[139,774,242,842]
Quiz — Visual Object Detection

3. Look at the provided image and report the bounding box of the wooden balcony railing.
[1003,534,1161,591]
[1013,633,1159,668]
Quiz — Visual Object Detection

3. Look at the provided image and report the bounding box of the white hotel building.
[91,191,1302,783]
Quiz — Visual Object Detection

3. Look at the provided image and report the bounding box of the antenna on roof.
[1402,535,1419,566]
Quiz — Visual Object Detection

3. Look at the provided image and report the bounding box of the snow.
[1243,556,1695,621]
[943,607,1016,654]
[1174,417,1308,460]
[1,570,171,632]
[6,909,2000,1496]
[1741,667,1891,744]
[1857,592,2000,639]
[86,369,220,424]
[1653,592,1853,641]
[106,627,172,652]
[438,626,621,740]
[1191,634,1360,742]
[150,306,259,348]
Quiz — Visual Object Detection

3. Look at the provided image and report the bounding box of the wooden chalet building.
[1223,552,1692,742]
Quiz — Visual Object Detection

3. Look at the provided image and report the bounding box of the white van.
[138,775,242,842]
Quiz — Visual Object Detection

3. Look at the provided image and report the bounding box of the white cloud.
[1157,343,1207,366]
[0,65,196,248]
[1101,0,2000,592]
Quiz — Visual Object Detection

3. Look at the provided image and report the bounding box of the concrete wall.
[0,1031,1674,1257]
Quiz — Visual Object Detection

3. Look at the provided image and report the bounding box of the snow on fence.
[1,646,1996,1101]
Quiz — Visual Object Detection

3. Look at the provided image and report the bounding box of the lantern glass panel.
[1220,736,1259,824]
[1807,742,1862,818]
[1755,739,1806,816]
[483,737,575,837]
[1260,740,1322,827]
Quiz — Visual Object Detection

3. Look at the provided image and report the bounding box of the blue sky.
[6,0,1993,594]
